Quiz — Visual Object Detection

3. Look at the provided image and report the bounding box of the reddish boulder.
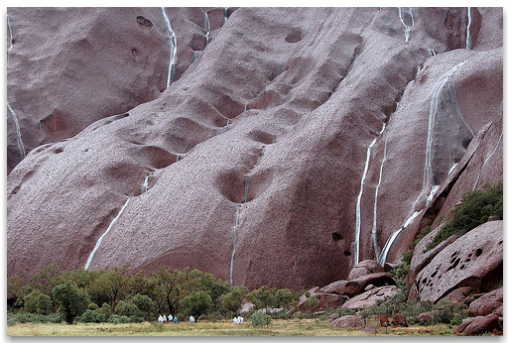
[343,286,398,310]
[415,310,444,323]
[440,286,472,303]
[457,314,501,336]
[413,221,503,303]
[344,273,396,296]
[320,280,348,295]
[467,288,503,317]
[330,315,363,329]
[348,260,384,280]
[297,287,347,312]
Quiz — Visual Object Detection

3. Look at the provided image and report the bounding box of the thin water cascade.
[466,7,472,50]
[203,10,211,44]
[473,132,502,191]
[428,49,436,57]
[377,210,421,266]
[244,103,247,112]
[372,138,388,259]
[140,172,153,194]
[7,14,13,65]
[7,102,26,159]
[84,197,132,270]
[229,204,241,286]
[243,176,250,203]
[176,155,180,162]
[161,7,177,88]
[191,51,201,64]
[424,62,471,206]
[354,122,386,265]
[398,7,414,43]
[224,7,229,23]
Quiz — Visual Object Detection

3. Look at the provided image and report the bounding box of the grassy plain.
[7,318,459,336]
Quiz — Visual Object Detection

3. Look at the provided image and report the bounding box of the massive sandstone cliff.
[7,7,502,291]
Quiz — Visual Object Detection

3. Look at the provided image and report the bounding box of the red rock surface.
[330,315,363,329]
[457,314,501,336]
[467,288,503,317]
[7,8,503,291]
[413,221,502,303]
[342,285,398,310]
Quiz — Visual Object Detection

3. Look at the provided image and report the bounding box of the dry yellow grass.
[7,318,457,336]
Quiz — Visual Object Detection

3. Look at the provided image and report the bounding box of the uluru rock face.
[7,8,503,291]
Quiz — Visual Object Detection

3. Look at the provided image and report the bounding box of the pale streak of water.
[191,51,201,64]
[377,210,421,266]
[428,49,436,57]
[161,7,177,88]
[229,205,241,286]
[354,122,386,265]
[473,132,502,191]
[204,11,211,44]
[7,102,26,159]
[372,138,387,259]
[140,172,153,194]
[424,62,466,205]
[466,7,472,50]
[84,197,132,270]
[398,7,414,43]
[224,7,229,23]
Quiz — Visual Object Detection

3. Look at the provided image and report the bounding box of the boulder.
[415,310,444,323]
[413,221,503,303]
[344,273,396,296]
[440,286,472,303]
[297,287,347,312]
[342,285,398,310]
[467,288,503,317]
[457,314,501,336]
[347,260,384,280]
[320,280,348,295]
[330,315,363,329]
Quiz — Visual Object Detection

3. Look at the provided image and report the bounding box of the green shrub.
[251,311,272,327]
[23,290,53,315]
[108,314,131,324]
[78,309,106,323]
[425,181,502,251]
[304,294,320,312]
[7,312,63,325]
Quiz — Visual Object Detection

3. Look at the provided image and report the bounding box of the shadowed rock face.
[7,8,502,291]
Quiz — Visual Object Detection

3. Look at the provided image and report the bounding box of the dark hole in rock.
[499,241,503,245]
[285,29,302,43]
[431,271,437,278]
[460,264,465,270]
[344,251,351,256]
[54,147,64,154]
[332,232,343,241]
[422,278,426,284]
[476,248,483,257]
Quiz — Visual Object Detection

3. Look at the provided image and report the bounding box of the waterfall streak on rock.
[372,138,387,259]
[354,122,386,265]
[204,11,211,44]
[191,51,201,64]
[140,172,153,194]
[176,155,180,162]
[7,102,26,159]
[229,205,241,286]
[428,49,436,56]
[224,7,229,23]
[424,62,466,205]
[256,146,266,166]
[466,7,472,50]
[377,210,421,266]
[473,132,502,191]
[398,7,414,42]
[161,7,177,88]
[84,197,132,270]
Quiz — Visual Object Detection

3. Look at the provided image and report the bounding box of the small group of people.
[157,314,178,324]
[233,316,244,324]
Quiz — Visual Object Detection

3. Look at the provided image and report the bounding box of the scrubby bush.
[23,290,53,315]
[77,309,106,323]
[7,312,63,325]
[425,181,502,251]
[251,311,272,327]
[108,314,131,324]
[304,294,320,312]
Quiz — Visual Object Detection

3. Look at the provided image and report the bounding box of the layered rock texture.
[7,8,503,292]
